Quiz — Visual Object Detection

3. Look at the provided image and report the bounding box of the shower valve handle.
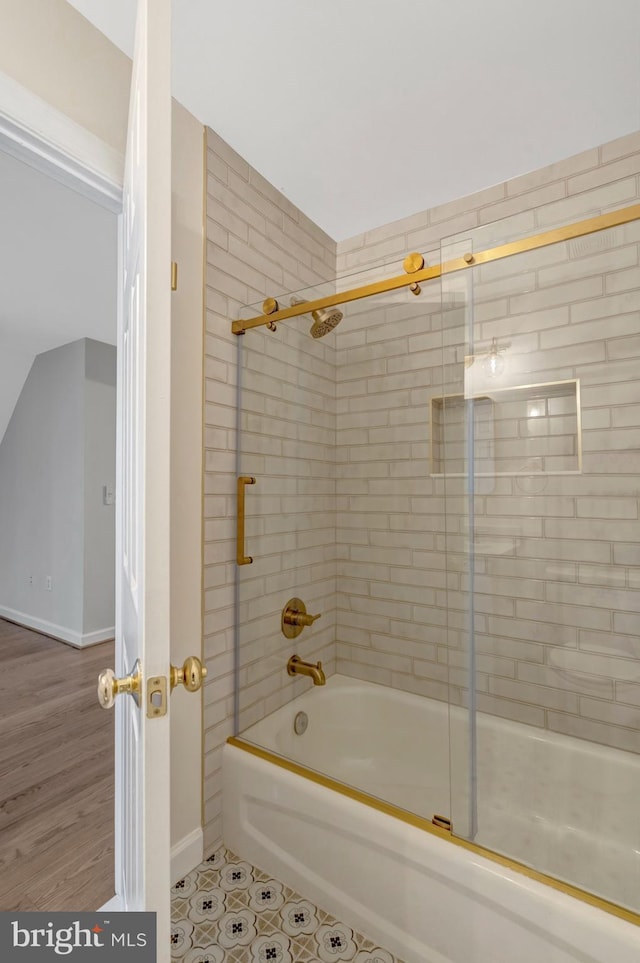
[281,598,321,638]
[286,607,321,628]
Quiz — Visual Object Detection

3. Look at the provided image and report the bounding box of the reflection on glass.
[442,223,640,912]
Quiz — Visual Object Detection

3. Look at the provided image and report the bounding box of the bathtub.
[223,675,640,963]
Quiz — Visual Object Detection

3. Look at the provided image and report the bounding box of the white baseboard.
[98,827,203,906]
[172,827,204,885]
[98,895,122,912]
[0,605,114,648]
[81,627,117,647]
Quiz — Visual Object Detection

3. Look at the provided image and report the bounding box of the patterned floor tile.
[171,847,404,963]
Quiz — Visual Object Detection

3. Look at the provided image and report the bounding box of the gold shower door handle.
[237,475,256,565]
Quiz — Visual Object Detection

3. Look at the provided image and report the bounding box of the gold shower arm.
[237,475,256,565]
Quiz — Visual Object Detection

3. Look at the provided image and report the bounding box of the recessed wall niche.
[430,379,582,476]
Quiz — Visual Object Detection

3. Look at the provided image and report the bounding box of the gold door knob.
[170,656,208,693]
[282,598,322,639]
[97,660,141,709]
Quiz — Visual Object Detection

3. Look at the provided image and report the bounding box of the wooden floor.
[0,619,114,910]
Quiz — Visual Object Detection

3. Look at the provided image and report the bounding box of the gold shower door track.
[228,736,640,928]
[231,203,640,334]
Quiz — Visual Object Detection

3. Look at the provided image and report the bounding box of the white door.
[116,0,172,951]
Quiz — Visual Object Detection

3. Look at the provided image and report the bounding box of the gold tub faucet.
[287,654,326,686]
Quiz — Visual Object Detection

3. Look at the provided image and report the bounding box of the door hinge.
[147,676,168,718]
[171,261,178,291]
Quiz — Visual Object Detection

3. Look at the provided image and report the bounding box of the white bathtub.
[223,675,640,963]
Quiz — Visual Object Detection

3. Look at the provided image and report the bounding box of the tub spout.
[287,654,326,686]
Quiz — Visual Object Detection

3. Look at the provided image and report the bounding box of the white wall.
[0,343,33,445]
[0,340,86,640]
[0,0,130,157]
[0,338,116,646]
[83,339,116,637]
[169,99,205,876]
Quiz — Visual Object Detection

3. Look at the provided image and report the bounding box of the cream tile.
[544,517,639,543]
[613,543,640,565]
[475,692,545,727]
[600,131,640,163]
[506,148,600,196]
[483,614,575,647]
[536,177,639,228]
[489,677,579,713]
[613,611,640,635]
[391,672,451,702]
[568,154,640,194]
[578,492,638,519]
[547,648,640,682]
[478,181,566,226]
[605,264,640,294]
[570,288,640,323]
[579,629,640,660]
[616,681,640,707]
[546,710,639,752]
[608,334,640,360]
[517,662,614,699]
[611,404,640,428]
[516,597,610,631]
[577,564,627,588]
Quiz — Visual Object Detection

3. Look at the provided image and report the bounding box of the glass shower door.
[441,220,640,914]
[234,275,458,829]
[233,294,337,739]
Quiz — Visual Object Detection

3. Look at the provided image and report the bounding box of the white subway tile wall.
[204,127,640,852]
[204,129,337,851]
[334,131,640,758]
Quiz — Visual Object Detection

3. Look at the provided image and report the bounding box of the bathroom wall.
[334,130,640,751]
[169,99,206,876]
[82,339,117,637]
[203,128,337,849]
[0,339,116,646]
[206,129,639,853]
[0,0,130,158]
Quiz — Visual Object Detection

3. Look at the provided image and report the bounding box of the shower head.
[310,306,343,339]
[290,297,344,339]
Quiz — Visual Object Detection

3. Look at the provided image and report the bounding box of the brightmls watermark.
[0,913,156,961]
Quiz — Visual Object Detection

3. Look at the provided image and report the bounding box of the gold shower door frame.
[230,202,640,928]
[232,203,640,334]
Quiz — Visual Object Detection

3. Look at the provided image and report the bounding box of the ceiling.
[67,0,640,241]
[0,150,116,443]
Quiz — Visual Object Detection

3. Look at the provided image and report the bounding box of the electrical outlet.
[45,575,52,591]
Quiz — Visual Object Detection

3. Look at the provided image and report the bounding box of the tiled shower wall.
[203,129,336,850]
[334,130,640,751]
[204,127,640,852]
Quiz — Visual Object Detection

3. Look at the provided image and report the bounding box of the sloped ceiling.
[66,0,640,240]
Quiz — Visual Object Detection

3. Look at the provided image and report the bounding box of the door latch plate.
[147,676,168,718]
